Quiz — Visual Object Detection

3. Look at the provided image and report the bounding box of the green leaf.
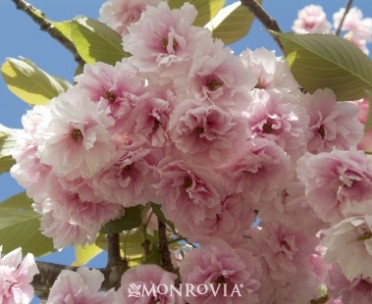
[0,124,16,174]
[1,57,70,106]
[207,0,262,44]
[52,20,75,41]
[101,206,143,234]
[0,193,54,256]
[71,17,130,65]
[72,243,103,266]
[168,0,225,27]
[150,202,175,231]
[272,32,372,101]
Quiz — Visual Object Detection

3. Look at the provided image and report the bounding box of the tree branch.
[158,219,175,273]
[335,0,354,36]
[240,0,283,51]
[104,233,128,290]
[11,0,85,65]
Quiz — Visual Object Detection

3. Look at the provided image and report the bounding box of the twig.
[107,233,122,268]
[335,0,354,36]
[240,0,283,51]
[158,219,175,273]
[11,0,85,65]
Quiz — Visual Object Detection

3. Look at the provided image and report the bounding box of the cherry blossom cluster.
[293,5,372,54]
[6,1,372,303]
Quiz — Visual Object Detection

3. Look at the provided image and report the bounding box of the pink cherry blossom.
[92,145,159,207]
[180,239,261,304]
[10,106,53,203]
[124,86,176,148]
[180,193,255,245]
[37,89,116,179]
[154,156,222,238]
[246,89,309,158]
[240,48,300,93]
[326,263,372,304]
[0,247,39,304]
[34,176,123,248]
[218,137,291,205]
[248,222,317,282]
[123,2,212,79]
[297,150,372,224]
[292,5,331,34]
[321,215,372,281]
[74,61,146,133]
[184,39,255,111]
[169,100,248,167]
[46,267,114,304]
[305,89,363,153]
[333,7,372,54]
[99,0,160,36]
[116,264,183,303]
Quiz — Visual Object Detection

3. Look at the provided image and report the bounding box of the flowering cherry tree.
[1,0,372,303]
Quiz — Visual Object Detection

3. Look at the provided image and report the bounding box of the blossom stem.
[240,0,283,51]
[158,219,175,273]
[11,0,85,65]
[335,0,354,36]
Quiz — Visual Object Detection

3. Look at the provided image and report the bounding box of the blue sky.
[0,0,371,302]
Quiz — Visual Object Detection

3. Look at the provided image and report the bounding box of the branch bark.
[11,0,85,65]
[240,0,283,51]
[158,219,175,273]
[335,0,354,36]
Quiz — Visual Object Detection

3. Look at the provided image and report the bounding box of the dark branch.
[107,233,122,268]
[11,0,85,65]
[240,0,283,51]
[104,233,128,290]
[335,0,354,36]
[158,219,175,273]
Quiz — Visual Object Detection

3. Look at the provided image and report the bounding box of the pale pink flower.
[169,100,247,167]
[240,48,300,93]
[99,0,160,36]
[333,7,372,55]
[10,106,53,203]
[185,39,255,111]
[123,2,211,78]
[321,215,372,281]
[180,239,261,304]
[246,89,309,158]
[74,61,146,133]
[305,89,363,153]
[249,222,317,281]
[92,145,159,207]
[125,86,176,148]
[116,264,183,303]
[37,89,116,179]
[34,176,122,248]
[219,137,291,204]
[244,227,321,304]
[46,267,114,304]
[0,247,39,304]
[297,150,372,224]
[181,194,255,245]
[154,156,222,237]
[292,5,331,34]
[327,263,372,304]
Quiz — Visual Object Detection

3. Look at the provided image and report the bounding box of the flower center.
[318,125,325,140]
[70,128,83,143]
[183,176,192,189]
[262,122,273,133]
[104,90,116,103]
